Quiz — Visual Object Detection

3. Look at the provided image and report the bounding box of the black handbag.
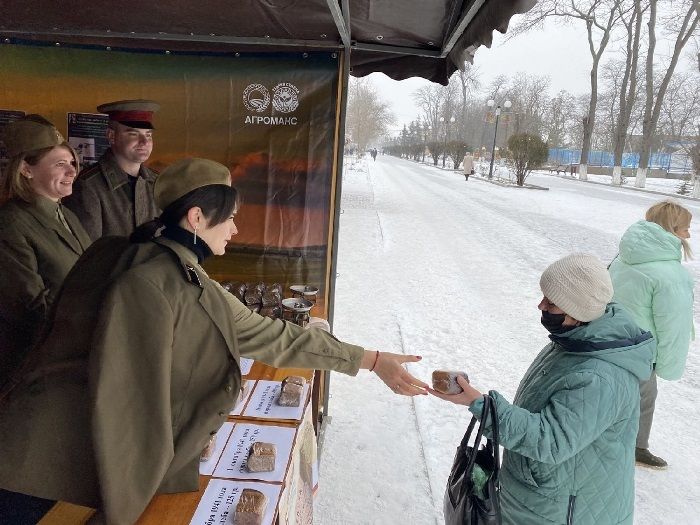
[443,392,501,525]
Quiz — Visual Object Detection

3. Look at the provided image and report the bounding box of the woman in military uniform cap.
[0,115,91,391]
[0,158,427,524]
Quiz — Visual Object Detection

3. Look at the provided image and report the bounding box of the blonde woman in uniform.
[0,116,91,389]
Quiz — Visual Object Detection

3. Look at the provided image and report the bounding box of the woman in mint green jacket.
[608,200,694,468]
[433,254,654,525]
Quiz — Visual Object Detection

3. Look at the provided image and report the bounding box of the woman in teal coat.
[609,200,694,468]
[433,254,654,525]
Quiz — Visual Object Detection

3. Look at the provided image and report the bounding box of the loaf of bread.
[246,442,276,472]
[200,434,216,462]
[234,488,267,525]
[278,376,305,407]
[267,282,283,295]
[244,288,263,306]
[261,290,281,307]
[230,281,247,301]
[432,370,470,394]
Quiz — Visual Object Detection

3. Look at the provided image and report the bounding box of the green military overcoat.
[0,196,91,389]
[63,149,159,241]
[0,236,363,525]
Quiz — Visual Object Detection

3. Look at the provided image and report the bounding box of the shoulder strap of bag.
[486,391,501,482]
[464,394,490,475]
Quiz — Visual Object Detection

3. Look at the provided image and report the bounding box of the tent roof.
[0,0,535,85]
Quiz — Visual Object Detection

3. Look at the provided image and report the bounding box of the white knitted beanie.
[539,253,613,322]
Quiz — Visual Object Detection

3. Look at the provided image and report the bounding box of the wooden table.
[38,362,317,525]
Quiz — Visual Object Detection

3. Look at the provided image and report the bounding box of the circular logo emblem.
[243,84,270,113]
[272,83,300,113]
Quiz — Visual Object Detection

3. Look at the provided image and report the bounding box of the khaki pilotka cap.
[97,99,160,129]
[1,117,65,157]
[154,158,232,209]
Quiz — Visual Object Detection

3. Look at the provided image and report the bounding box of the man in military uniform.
[63,99,160,240]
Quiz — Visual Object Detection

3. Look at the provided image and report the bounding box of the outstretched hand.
[365,351,429,396]
[429,375,482,406]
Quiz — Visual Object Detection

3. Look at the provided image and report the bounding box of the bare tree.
[455,64,481,143]
[346,78,396,152]
[657,72,700,139]
[513,0,623,180]
[412,84,445,141]
[543,90,579,147]
[611,0,645,184]
[507,72,551,139]
[635,0,699,187]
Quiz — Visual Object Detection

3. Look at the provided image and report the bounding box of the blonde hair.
[0,143,77,203]
[646,200,693,259]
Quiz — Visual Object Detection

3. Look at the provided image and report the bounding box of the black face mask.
[541,311,570,334]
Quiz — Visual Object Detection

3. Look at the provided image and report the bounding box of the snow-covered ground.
[314,155,700,525]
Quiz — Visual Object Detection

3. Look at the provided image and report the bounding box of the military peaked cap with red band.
[97,99,160,130]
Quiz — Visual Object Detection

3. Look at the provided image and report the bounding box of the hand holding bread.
[429,374,482,406]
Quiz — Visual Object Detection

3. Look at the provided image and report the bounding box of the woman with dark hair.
[0,158,427,524]
[0,115,91,390]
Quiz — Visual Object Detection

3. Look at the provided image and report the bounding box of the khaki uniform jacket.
[0,236,363,525]
[63,149,159,241]
[0,197,91,389]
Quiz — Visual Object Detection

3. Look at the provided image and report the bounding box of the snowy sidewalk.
[314,155,700,525]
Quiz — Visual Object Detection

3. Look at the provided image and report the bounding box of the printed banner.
[0,44,340,317]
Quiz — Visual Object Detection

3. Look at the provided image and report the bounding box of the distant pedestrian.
[370,148,377,161]
[609,200,694,469]
[463,152,474,181]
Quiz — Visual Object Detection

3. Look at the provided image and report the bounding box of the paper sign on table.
[199,422,234,476]
[213,423,296,482]
[239,357,254,376]
[241,380,309,421]
[189,479,281,525]
[230,379,256,416]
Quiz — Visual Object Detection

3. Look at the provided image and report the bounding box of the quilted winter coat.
[470,304,654,525]
[609,220,694,380]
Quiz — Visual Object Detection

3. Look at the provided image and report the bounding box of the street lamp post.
[440,116,456,168]
[486,99,511,179]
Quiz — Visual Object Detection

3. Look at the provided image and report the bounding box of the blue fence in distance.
[548,148,692,174]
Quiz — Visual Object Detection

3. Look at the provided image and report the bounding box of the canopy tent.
[0,0,536,85]
[0,0,537,425]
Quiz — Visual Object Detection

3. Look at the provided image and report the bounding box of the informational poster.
[213,423,296,483]
[242,380,310,421]
[67,112,109,167]
[230,379,256,416]
[199,422,235,476]
[0,109,26,169]
[189,479,281,525]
